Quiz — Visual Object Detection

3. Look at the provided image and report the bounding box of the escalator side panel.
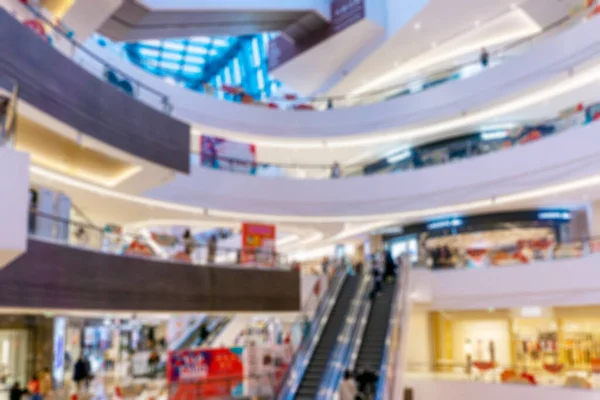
[294,276,360,400]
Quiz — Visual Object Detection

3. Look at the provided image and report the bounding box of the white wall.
[406,379,600,400]
[145,122,600,218]
[0,148,30,267]
[300,274,327,314]
[410,254,600,310]
[76,17,600,140]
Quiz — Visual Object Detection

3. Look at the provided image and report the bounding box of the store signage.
[241,223,276,267]
[167,348,244,398]
[537,211,571,221]
[427,218,463,230]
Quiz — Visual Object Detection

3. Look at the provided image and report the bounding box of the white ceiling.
[14,96,176,195]
[327,0,582,97]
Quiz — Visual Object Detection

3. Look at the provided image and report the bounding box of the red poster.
[167,348,244,399]
[241,223,276,267]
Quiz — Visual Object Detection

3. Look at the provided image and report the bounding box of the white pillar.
[60,0,123,41]
[0,147,29,267]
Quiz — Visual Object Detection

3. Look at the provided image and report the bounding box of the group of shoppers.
[10,368,52,400]
[182,229,218,263]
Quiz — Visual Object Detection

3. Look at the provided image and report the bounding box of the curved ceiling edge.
[31,123,600,224]
[143,122,600,220]
[83,18,600,142]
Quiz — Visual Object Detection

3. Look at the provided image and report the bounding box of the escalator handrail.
[347,275,374,371]
[276,267,347,399]
[202,316,231,347]
[170,315,207,351]
[317,274,370,400]
[375,260,411,400]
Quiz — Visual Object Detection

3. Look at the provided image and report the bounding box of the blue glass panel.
[122,33,281,98]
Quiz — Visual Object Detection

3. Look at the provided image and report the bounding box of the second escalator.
[295,275,360,400]
[354,279,396,388]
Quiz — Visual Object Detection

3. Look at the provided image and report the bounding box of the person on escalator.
[383,251,397,281]
[339,370,358,400]
[199,323,209,344]
[356,367,378,399]
[369,257,382,300]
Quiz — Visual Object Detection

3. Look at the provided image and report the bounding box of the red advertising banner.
[167,348,244,399]
[241,223,276,267]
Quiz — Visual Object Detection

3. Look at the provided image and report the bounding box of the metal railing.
[377,258,411,400]
[19,4,173,114]
[28,210,289,269]
[275,266,347,399]
[418,236,600,271]
[10,3,584,112]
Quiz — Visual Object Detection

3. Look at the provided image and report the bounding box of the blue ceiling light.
[123,32,281,99]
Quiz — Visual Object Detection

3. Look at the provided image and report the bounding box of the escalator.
[354,280,397,377]
[194,316,231,347]
[294,275,360,400]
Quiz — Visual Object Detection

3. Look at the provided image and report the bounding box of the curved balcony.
[0,8,190,173]
[146,116,600,219]
[0,210,299,312]
[191,99,600,180]
[13,3,600,142]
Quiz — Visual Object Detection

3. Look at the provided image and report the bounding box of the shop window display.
[422,307,600,388]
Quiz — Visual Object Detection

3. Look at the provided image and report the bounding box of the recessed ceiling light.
[414,22,421,30]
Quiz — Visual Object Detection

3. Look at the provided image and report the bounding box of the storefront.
[418,306,600,376]
[0,315,56,388]
[383,209,585,269]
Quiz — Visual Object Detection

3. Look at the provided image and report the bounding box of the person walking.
[27,374,40,400]
[73,357,87,391]
[38,368,52,399]
[480,47,489,67]
[183,229,194,255]
[330,162,341,178]
[207,235,217,263]
[339,370,358,400]
[10,382,27,400]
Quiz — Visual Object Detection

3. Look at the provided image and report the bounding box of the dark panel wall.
[0,10,190,173]
[0,240,300,312]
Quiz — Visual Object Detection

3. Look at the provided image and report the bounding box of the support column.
[60,0,123,41]
[0,147,29,268]
[587,200,600,238]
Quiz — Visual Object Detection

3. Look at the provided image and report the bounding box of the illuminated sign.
[427,218,463,230]
[537,211,571,221]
